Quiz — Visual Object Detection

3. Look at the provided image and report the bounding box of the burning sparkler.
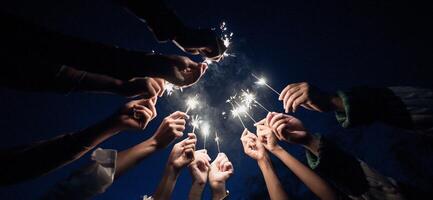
[252,73,281,96]
[241,89,271,112]
[233,100,257,123]
[201,122,210,150]
[215,131,221,153]
[227,97,247,129]
[204,21,234,65]
[190,115,202,133]
[164,82,183,96]
[185,95,199,114]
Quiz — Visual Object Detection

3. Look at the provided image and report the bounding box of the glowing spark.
[215,131,221,153]
[201,122,210,149]
[164,82,183,96]
[234,100,257,123]
[252,73,281,96]
[185,95,199,114]
[190,115,202,133]
[241,89,271,112]
[227,97,247,129]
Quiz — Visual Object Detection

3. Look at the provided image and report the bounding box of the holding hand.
[188,150,211,186]
[255,119,282,152]
[113,98,157,131]
[150,55,208,87]
[240,129,268,161]
[173,27,227,62]
[279,82,339,113]
[118,77,165,99]
[168,133,197,170]
[266,113,311,145]
[151,111,188,149]
[209,153,233,200]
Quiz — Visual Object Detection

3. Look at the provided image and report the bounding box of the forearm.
[188,182,206,200]
[0,117,121,185]
[153,165,180,200]
[257,158,289,200]
[272,148,336,200]
[211,182,227,200]
[115,139,158,179]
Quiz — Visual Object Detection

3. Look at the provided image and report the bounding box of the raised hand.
[113,98,157,131]
[118,77,165,99]
[151,111,188,149]
[208,153,233,200]
[168,133,197,170]
[279,82,339,113]
[240,129,268,161]
[188,149,211,186]
[266,113,311,145]
[255,119,282,152]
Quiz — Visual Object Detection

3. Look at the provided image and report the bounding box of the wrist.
[210,181,227,200]
[269,145,283,154]
[303,135,320,156]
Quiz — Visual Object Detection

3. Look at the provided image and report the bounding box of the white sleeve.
[41,148,117,200]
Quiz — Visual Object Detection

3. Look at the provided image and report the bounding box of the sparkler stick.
[227,100,247,129]
[241,89,271,112]
[190,115,201,133]
[233,100,257,123]
[215,131,221,153]
[251,73,281,96]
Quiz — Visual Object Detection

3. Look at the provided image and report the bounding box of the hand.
[113,98,157,130]
[240,129,268,161]
[168,133,197,170]
[279,82,338,113]
[151,111,188,149]
[173,27,227,61]
[188,149,211,186]
[255,119,282,152]
[208,153,234,190]
[118,77,165,98]
[150,54,208,87]
[266,113,311,145]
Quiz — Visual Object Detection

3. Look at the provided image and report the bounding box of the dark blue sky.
[1,0,432,199]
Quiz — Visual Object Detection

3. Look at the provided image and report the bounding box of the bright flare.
[190,115,202,133]
[185,96,199,114]
[201,122,210,149]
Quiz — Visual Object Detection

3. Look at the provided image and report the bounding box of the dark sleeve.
[305,137,405,199]
[118,0,184,41]
[0,133,91,186]
[0,12,153,92]
[305,136,371,197]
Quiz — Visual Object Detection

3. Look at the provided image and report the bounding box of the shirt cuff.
[305,134,323,169]
[335,90,352,128]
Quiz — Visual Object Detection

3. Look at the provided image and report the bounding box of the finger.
[279,83,296,101]
[188,133,197,140]
[173,124,186,132]
[266,112,276,126]
[269,113,285,127]
[174,119,186,126]
[285,89,303,113]
[169,111,188,119]
[292,94,309,112]
[154,78,166,97]
[254,118,266,126]
[174,131,183,138]
[241,128,249,138]
[183,144,196,150]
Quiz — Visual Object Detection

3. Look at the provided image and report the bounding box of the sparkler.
[201,122,210,150]
[204,21,234,65]
[241,89,271,112]
[233,100,257,123]
[164,82,183,96]
[214,131,221,153]
[190,115,201,133]
[252,73,281,96]
[227,97,247,129]
[185,95,199,114]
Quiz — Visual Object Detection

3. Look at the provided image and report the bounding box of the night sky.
[1,0,433,199]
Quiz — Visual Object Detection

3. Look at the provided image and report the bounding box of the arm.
[257,157,288,200]
[153,133,197,200]
[241,129,288,200]
[0,98,156,186]
[188,150,211,200]
[208,153,234,200]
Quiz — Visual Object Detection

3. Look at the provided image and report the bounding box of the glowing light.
[164,82,183,96]
[252,73,281,96]
[185,95,199,114]
[215,131,221,153]
[201,122,210,149]
[241,89,271,112]
[190,115,202,133]
[227,96,247,129]
[256,78,267,85]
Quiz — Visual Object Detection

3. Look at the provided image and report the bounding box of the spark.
[185,95,199,114]
[252,73,281,96]
[227,97,247,129]
[201,122,210,149]
[233,100,257,123]
[190,115,202,133]
[215,131,221,153]
[241,89,271,112]
[164,82,183,96]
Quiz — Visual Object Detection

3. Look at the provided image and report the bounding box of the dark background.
[1,0,432,199]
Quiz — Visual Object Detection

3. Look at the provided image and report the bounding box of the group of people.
[1,0,433,199]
